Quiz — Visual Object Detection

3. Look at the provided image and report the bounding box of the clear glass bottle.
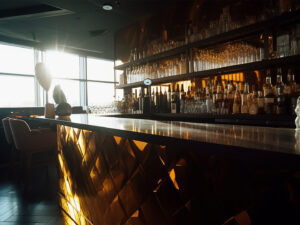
[249,88,258,115]
[216,80,223,114]
[257,90,265,114]
[241,82,249,114]
[232,83,241,114]
[180,84,185,113]
[179,55,186,74]
[206,80,212,114]
[227,80,234,114]
[222,88,229,115]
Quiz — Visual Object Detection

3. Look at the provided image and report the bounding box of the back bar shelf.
[117,54,300,89]
[114,2,300,128]
[115,10,300,72]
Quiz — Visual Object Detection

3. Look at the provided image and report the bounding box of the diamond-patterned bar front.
[56,124,295,225]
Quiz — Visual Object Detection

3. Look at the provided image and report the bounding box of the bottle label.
[283,86,291,95]
[171,103,177,113]
[241,105,248,114]
[227,93,233,99]
[249,104,258,115]
[232,104,240,114]
[264,88,272,97]
[257,98,264,108]
[216,93,223,101]
[264,98,274,104]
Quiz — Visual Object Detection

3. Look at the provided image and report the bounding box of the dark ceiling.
[0,0,186,60]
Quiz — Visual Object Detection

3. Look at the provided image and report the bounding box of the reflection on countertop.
[32,113,300,156]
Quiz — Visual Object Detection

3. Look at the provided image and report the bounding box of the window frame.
[0,41,117,108]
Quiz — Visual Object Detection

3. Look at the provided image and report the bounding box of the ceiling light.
[102,4,113,11]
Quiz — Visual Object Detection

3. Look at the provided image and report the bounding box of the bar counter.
[32,113,300,160]
[31,114,300,225]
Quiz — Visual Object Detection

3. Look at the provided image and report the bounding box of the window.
[45,51,80,79]
[0,43,34,75]
[87,57,114,81]
[86,57,115,106]
[0,75,35,107]
[87,82,114,106]
[0,42,117,108]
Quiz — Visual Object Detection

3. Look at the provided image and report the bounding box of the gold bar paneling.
[56,124,298,225]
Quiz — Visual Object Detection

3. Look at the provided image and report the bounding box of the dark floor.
[0,163,64,225]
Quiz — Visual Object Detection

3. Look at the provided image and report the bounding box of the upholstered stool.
[9,118,57,190]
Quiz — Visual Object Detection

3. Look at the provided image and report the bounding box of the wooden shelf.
[115,10,300,71]
[116,54,300,89]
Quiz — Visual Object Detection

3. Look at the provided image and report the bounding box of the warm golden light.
[133,140,147,151]
[132,210,139,217]
[114,136,122,145]
[169,169,180,190]
[158,156,166,166]
[78,131,86,157]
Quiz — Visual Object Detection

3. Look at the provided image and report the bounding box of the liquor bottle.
[200,87,206,113]
[249,87,258,115]
[143,88,150,113]
[206,80,212,113]
[227,80,234,114]
[179,55,186,74]
[171,84,177,113]
[211,80,217,114]
[133,89,139,112]
[263,71,275,114]
[151,88,156,112]
[176,84,181,113]
[180,84,185,100]
[155,87,160,112]
[189,53,194,73]
[138,88,143,113]
[257,90,264,114]
[232,83,241,114]
[171,84,180,113]
[284,69,297,115]
[180,84,185,113]
[187,86,192,99]
[167,84,171,113]
[161,88,168,113]
[216,80,223,114]
[133,48,138,61]
[222,88,229,115]
[159,87,164,113]
[275,69,285,115]
[241,82,249,114]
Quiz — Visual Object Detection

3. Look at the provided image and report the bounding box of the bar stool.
[8,118,57,191]
[2,117,18,171]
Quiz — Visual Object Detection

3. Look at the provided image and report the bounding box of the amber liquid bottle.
[285,69,297,115]
[263,72,275,114]
[241,82,249,114]
[227,80,234,114]
[232,83,241,114]
[180,84,185,113]
[257,90,264,114]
